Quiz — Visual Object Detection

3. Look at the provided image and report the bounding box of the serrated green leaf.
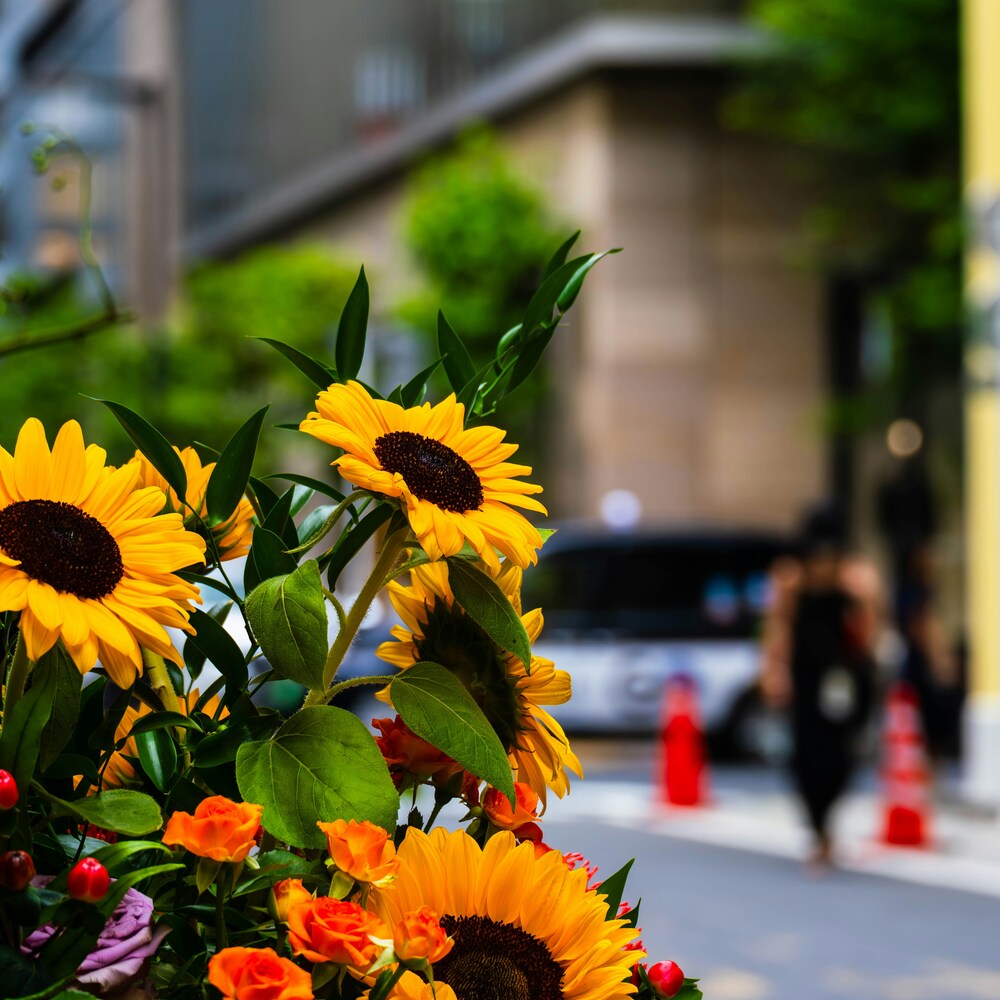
[236,706,399,848]
[437,311,477,392]
[206,405,270,523]
[256,337,336,388]
[47,788,164,836]
[245,560,328,689]
[92,398,187,500]
[446,558,531,668]
[390,662,514,805]
[335,265,369,381]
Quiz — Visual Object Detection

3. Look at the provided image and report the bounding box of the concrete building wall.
[299,70,827,530]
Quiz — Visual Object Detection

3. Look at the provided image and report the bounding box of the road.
[541,739,1000,1000]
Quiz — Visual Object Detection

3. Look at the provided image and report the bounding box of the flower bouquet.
[0,237,702,1000]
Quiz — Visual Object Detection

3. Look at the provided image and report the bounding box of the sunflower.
[299,381,545,572]
[376,560,582,804]
[366,827,643,1000]
[129,446,254,562]
[0,419,205,686]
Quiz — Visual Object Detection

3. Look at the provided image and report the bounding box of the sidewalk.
[553,748,1000,899]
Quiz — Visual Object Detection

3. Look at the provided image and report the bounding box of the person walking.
[761,507,881,868]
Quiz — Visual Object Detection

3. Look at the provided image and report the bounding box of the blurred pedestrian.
[760,506,881,868]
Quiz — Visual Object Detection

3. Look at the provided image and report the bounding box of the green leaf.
[245,560,328,689]
[261,484,300,552]
[47,788,164,836]
[206,405,270,523]
[296,504,339,549]
[390,662,514,805]
[235,706,399,848]
[446,558,531,668]
[0,658,58,797]
[127,711,203,736]
[256,337,336,388]
[262,473,347,506]
[400,357,445,406]
[185,609,249,705]
[192,714,281,768]
[556,248,619,313]
[36,644,81,770]
[541,230,580,279]
[595,858,633,919]
[325,504,393,589]
[134,727,178,792]
[93,398,187,500]
[437,311,477,393]
[335,265,369,382]
[245,527,298,591]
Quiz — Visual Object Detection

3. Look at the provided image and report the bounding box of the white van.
[522,529,792,754]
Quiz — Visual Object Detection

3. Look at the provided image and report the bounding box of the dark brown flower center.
[373,430,484,513]
[435,915,564,1000]
[0,499,123,599]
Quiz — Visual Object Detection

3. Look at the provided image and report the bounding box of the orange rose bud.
[286,896,388,969]
[162,795,263,862]
[393,906,454,966]
[373,716,463,789]
[482,781,539,831]
[316,818,399,886]
[271,878,313,923]
[208,946,313,1000]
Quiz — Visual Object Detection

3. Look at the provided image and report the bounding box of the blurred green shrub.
[396,129,560,462]
[0,244,357,460]
[727,0,961,425]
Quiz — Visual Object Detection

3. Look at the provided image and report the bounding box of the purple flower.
[23,883,170,994]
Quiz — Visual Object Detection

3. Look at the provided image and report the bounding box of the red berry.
[0,849,35,891]
[647,960,685,999]
[67,857,110,903]
[0,770,18,810]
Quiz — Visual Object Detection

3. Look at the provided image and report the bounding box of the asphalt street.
[545,740,1000,1000]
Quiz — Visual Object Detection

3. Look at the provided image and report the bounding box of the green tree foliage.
[727,0,961,420]
[396,130,559,462]
[0,245,356,460]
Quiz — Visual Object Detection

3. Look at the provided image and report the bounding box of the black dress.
[789,589,871,837]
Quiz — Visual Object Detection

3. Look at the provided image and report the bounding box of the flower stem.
[3,637,33,719]
[215,867,230,950]
[142,649,183,716]
[370,965,407,1000]
[325,674,397,701]
[304,527,408,707]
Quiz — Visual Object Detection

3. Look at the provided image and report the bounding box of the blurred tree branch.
[0,125,131,359]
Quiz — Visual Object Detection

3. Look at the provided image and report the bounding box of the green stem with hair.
[304,526,408,707]
[3,637,33,718]
[142,648,182,717]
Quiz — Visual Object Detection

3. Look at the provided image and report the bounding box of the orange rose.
[286,897,388,969]
[271,878,314,923]
[162,795,262,862]
[316,819,399,886]
[373,716,463,790]
[482,782,539,831]
[208,946,313,1000]
[393,906,453,966]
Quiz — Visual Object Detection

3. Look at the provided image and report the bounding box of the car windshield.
[522,535,788,640]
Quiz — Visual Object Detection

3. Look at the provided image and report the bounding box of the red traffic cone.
[880,681,931,848]
[659,675,708,806]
